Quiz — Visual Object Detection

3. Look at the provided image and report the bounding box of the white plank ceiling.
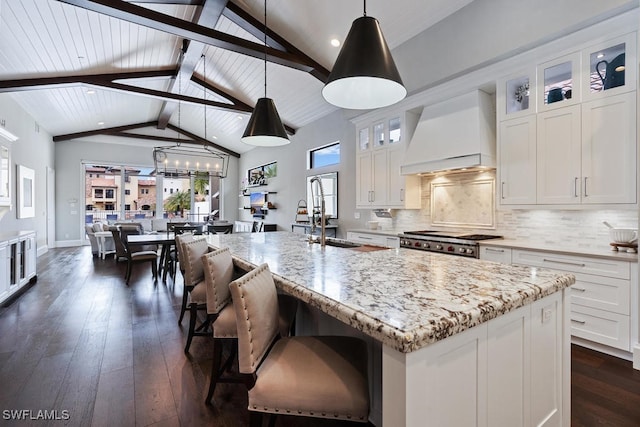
[0,0,473,155]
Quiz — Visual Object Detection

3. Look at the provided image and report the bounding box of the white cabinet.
[511,249,633,352]
[497,32,637,209]
[580,92,636,204]
[355,112,420,209]
[536,105,582,204]
[0,241,8,302]
[498,116,537,204]
[0,231,37,305]
[535,92,636,205]
[347,231,400,248]
[479,245,512,264]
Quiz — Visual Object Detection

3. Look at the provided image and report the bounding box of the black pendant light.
[241,0,289,146]
[322,0,406,110]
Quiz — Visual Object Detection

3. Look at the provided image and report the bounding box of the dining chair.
[234,220,255,233]
[252,221,264,232]
[229,263,369,426]
[182,238,211,353]
[117,228,159,285]
[175,233,197,324]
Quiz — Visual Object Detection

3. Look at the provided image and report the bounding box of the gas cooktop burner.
[399,231,503,258]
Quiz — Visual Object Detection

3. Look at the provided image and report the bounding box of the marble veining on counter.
[204,232,574,353]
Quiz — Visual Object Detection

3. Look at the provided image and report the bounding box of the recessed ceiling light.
[212,135,218,139]
[330,39,340,47]
[596,53,605,59]
[86,89,95,95]
[237,116,243,120]
[97,121,104,126]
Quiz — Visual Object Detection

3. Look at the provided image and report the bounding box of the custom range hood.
[401,90,496,175]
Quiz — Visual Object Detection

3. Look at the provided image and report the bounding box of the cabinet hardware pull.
[485,248,504,253]
[501,182,505,199]
[584,177,588,197]
[574,177,579,197]
[542,258,586,267]
[572,287,587,292]
[359,236,373,240]
[571,319,586,324]
[400,188,404,202]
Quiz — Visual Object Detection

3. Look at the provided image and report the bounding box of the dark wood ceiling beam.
[166,123,240,157]
[89,80,252,113]
[157,0,229,129]
[223,1,330,82]
[125,0,204,4]
[56,0,317,72]
[0,69,174,93]
[108,132,194,144]
[190,74,250,111]
[53,121,158,142]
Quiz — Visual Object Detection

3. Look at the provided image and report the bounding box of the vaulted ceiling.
[0,0,473,156]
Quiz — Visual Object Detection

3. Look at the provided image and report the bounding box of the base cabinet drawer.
[512,249,630,279]
[570,305,630,351]
[479,246,512,264]
[570,273,630,315]
[347,232,400,248]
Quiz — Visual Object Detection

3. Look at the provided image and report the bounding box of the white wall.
[0,94,54,252]
[54,138,239,245]
[395,0,636,94]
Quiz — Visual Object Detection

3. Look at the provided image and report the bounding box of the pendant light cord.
[177,70,181,146]
[363,0,367,16]
[263,0,267,98]
[203,54,207,145]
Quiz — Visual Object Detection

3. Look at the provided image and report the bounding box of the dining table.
[127,232,176,282]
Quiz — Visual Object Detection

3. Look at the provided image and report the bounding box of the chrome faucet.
[309,176,326,247]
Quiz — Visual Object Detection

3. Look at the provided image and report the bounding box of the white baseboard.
[634,345,640,370]
[55,239,85,248]
[571,337,633,362]
[37,246,49,257]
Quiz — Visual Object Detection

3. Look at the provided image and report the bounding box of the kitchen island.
[204,232,575,426]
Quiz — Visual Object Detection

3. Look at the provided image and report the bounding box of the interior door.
[46,167,55,249]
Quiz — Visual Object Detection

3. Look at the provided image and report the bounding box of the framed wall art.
[17,165,35,218]
[0,141,10,207]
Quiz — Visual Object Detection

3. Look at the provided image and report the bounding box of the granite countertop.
[480,238,639,262]
[204,232,574,353]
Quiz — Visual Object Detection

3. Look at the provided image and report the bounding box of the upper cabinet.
[356,111,421,209]
[582,33,636,101]
[537,52,581,113]
[497,31,638,209]
[497,68,536,121]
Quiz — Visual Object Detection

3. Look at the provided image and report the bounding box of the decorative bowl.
[609,228,638,243]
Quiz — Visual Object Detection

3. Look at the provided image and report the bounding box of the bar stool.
[229,263,370,425]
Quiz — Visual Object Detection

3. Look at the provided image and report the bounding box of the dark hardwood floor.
[0,246,639,426]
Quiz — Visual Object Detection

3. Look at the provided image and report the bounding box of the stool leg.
[206,338,223,404]
[184,304,197,353]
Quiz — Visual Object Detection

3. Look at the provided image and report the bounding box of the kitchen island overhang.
[204,232,575,426]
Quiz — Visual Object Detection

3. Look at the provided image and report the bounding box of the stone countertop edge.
[223,247,575,354]
[480,238,639,262]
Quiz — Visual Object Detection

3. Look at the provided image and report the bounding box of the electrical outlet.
[542,307,552,323]
[354,212,360,219]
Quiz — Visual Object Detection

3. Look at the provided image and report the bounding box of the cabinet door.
[25,235,36,280]
[371,149,388,206]
[356,153,373,207]
[499,116,537,205]
[536,105,581,204]
[0,244,8,302]
[581,92,636,204]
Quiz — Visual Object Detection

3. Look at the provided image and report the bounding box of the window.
[94,189,103,199]
[125,189,130,195]
[106,203,114,210]
[105,189,114,199]
[309,142,340,169]
[124,204,130,210]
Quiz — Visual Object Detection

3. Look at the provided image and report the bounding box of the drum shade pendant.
[241,0,289,146]
[322,1,406,110]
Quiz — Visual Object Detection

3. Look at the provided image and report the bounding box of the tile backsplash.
[370,170,638,250]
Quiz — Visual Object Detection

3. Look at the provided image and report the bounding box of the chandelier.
[153,144,229,178]
[152,55,229,178]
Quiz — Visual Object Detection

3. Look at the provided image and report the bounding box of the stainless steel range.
[399,230,503,258]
